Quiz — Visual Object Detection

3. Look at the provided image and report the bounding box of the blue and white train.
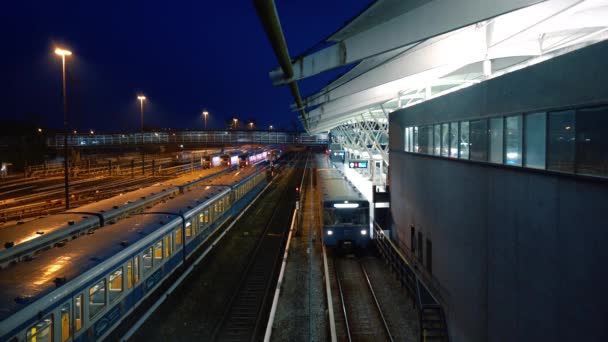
[0,165,269,341]
[318,167,370,249]
[0,167,231,269]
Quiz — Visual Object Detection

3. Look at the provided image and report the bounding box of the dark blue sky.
[0,1,371,132]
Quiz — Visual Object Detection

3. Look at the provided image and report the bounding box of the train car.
[0,165,269,342]
[0,167,231,268]
[318,168,370,250]
[220,151,241,167]
[239,149,268,168]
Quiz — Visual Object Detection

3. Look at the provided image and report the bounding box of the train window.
[26,315,53,342]
[433,124,441,155]
[185,221,192,238]
[74,294,83,332]
[574,106,608,177]
[489,117,504,164]
[192,218,198,235]
[164,235,172,257]
[142,247,153,273]
[109,268,123,303]
[175,228,183,245]
[524,112,547,169]
[89,279,106,318]
[204,209,209,223]
[154,241,163,261]
[459,121,470,159]
[134,257,140,284]
[505,115,523,166]
[199,213,204,224]
[127,261,133,289]
[441,123,449,157]
[449,123,458,158]
[470,119,488,162]
[61,303,70,342]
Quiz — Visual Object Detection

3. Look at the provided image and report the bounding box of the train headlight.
[327,230,333,236]
[360,230,367,235]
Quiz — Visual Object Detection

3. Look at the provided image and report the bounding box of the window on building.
[459,121,470,159]
[524,112,546,169]
[505,115,523,166]
[449,122,459,158]
[489,117,504,164]
[426,239,433,275]
[548,110,576,173]
[418,125,432,155]
[89,279,106,318]
[405,127,411,152]
[413,127,419,152]
[470,119,488,162]
[441,123,449,156]
[575,106,608,177]
[434,124,441,155]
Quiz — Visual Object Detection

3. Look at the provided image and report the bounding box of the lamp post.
[202,110,209,130]
[249,122,254,130]
[55,47,72,210]
[137,95,146,175]
[269,125,273,130]
[233,118,238,130]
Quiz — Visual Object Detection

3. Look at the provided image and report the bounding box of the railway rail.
[330,254,394,342]
[210,154,306,341]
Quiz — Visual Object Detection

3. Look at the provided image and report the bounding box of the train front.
[322,199,370,250]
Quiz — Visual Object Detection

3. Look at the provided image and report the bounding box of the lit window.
[524,112,546,169]
[142,247,153,273]
[61,304,70,342]
[89,279,106,318]
[489,117,504,164]
[459,121,470,159]
[154,240,163,260]
[27,315,53,342]
[505,115,522,166]
[74,295,83,332]
[108,268,123,303]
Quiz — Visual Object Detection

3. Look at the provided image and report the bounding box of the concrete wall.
[389,41,608,342]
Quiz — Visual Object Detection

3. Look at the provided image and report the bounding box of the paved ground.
[271,157,328,342]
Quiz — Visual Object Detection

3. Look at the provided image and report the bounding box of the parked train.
[0,167,231,269]
[0,165,270,342]
[238,149,268,168]
[318,167,370,249]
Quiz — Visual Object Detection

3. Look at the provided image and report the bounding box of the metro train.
[238,149,268,168]
[318,167,370,249]
[0,165,269,342]
[0,167,231,269]
[221,151,242,167]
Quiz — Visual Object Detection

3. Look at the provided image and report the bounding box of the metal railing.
[46,131,329,148]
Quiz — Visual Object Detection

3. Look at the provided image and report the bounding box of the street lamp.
[55,47,72,210]
[233,118,238,130]
[202,110,209,129]
[269,125,273,130]
[137,95,146,175]
[249,122,254,130]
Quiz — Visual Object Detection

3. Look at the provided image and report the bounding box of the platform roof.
[269,0,608,133]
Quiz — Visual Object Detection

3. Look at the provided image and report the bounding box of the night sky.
[0,1,371,133]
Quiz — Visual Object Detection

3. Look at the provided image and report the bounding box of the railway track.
[331,254,394,342]
[210,155,306,342]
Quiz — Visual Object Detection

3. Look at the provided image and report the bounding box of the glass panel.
[575,106,608,176]
[154,241,163,261]
[142,247,153,273]
[418,126,433,155]
[134,257,139,284]
[441,123,449,156]
[449,122,458,158]
[127,261,133,289]
[89,279,106,318]
[61,304,70,342]
[175,228,183,245]
[164,235,172,257]
[413,127,419,152]
[27,315,53,342]
[434,124,441,155]
[405,127,410,152]
[548,110,576,172]
[108,268,123,303]
[505,115,523,166]
[74,295,83,332]
[524,112,547,169]
[470,119,488,162]
[489,117,504,164]
[185,221,192,238]
[459,121,470,159]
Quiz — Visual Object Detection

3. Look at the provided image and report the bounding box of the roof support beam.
[270,0,545,85]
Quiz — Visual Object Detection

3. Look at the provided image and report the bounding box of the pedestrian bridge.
[47,130,328,149]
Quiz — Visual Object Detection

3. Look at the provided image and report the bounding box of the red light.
[295,187,299,192]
